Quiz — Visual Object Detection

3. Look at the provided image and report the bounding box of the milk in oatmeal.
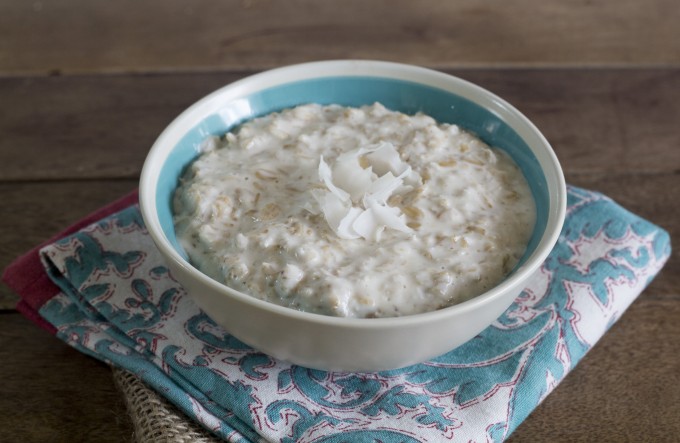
[173,103,535,318]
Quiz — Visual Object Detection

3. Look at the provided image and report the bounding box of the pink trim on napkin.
[2,189,139,333]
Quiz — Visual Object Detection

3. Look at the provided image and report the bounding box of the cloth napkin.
[3,186,671,442]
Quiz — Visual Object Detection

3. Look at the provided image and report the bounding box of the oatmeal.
[173,103,536,318]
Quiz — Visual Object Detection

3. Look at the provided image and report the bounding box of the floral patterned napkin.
[3,186,670,442]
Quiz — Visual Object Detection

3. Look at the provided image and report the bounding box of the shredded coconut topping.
[312,142,419,241]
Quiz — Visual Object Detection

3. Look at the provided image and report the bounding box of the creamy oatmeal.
[173,103,536,318]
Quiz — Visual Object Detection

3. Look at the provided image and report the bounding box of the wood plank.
[469,69,680,176]
[0,0,678,76]
[0,180,138,309]
[509,298,680,441]
[1,69,679,181]
[0,313,134,442]
[0,73,244,181]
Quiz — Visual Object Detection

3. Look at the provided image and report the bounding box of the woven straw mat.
[112,367,221,443]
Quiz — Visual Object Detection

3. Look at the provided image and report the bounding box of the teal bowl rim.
[139,60,567,326]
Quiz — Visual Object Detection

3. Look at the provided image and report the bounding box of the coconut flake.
[336,206,363,239]
[364,141,422,187]
[313,142,419,241]
[302,189,325,215]
[319,155,350,202]
[365,141,407,176]
[366,198,412,234]
[331,155,375,202]
[336,146,376,162]
[320,192,349,230]
[352,207,384,242]
[364,165,415,206]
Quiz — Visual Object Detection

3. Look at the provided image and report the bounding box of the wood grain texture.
[0,180,138,309]
[1,69,679,181]
[0,313,134,442]
[509,298,680,441]
[1,0,679,76]
[0,73,241,181]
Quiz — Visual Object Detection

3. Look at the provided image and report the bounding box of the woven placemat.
[112,367,220,443]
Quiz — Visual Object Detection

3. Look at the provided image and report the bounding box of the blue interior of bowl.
[156,76,549,268]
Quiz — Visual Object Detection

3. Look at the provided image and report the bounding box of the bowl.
[139,60,566,372]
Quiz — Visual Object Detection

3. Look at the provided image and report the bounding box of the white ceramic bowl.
[140,60,566,372]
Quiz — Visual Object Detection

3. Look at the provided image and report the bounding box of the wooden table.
[1,1,678,441]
